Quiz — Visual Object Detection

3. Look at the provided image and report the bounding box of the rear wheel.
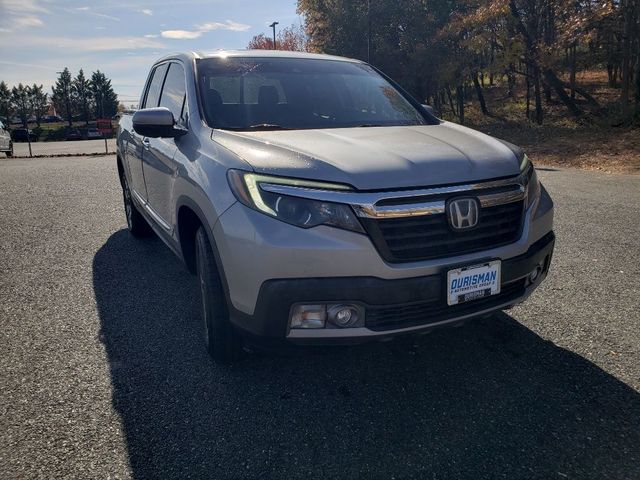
[121,174,152,237]
[195,226,242,363]
[5,142,12,157]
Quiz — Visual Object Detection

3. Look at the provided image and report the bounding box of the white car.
[0,121,13,157]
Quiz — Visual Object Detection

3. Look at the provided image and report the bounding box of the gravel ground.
[0,156,638,479]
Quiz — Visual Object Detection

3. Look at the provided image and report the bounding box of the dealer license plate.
[447,261,501,306]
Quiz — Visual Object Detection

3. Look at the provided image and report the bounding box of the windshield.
[197,57,430,130]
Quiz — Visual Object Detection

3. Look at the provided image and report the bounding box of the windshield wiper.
[225,124,292,131]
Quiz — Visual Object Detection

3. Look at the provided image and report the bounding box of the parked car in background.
[65,129,83,141]
[0,121,13,156]
[11,128,37,142]
[117,51,554,362]
[87,128,103,139]
[42,115,64,123]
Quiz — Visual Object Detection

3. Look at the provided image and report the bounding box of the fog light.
[529,266,541,283]
[290,305,326,329]
[327,304,363,328]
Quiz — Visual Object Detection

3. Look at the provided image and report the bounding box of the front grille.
[362,200,524,263]
[366,279,526,331]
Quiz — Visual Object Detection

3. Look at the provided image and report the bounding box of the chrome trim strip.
[260,173,527,219]
[352,201,445,218]
[131,188,146,207]
[144,204,172,231]
[131,188,172,231]
[478,188,525,208]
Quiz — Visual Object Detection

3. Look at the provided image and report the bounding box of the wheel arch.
[176,197,235,320]
[175,197,228,289]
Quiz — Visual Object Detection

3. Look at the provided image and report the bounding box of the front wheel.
[195,226,242,363]
[5,143,13,157]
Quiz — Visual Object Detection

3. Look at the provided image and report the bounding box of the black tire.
[195,226,242,363]
[5,142,13,157]
[121,174,152,237]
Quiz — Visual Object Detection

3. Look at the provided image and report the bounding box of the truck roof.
[154,50,364,65]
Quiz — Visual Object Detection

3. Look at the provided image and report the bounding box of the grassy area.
[441,70,640,174]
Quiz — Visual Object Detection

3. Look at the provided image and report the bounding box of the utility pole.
[269,21,279,50]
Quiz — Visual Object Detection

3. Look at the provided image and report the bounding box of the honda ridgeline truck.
[116,51,554,362]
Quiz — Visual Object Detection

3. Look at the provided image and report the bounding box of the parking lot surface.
[1,155,639,479]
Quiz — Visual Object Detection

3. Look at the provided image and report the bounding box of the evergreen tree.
[11,84,31,128]
[72,69,93,125]
[90,70,118,118]
[29,84,48,127]
[0,81,12,122]
[52,68,74,127]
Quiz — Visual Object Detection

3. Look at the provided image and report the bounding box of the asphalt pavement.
[1,156,639,479]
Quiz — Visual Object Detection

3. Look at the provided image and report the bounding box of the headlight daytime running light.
[227,170,364,233]
[519,154,540,208]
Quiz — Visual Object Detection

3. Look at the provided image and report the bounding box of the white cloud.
[0,15,44,32]
[160,19,250,40]
[141,9,153,16]
[13,16,44,28]
[0,60,57,71]
[144,34,159,38]
[161,30,202,40]
[93,12,121,21]
[12,35,166,52]
[68,6,120,22]
[198,20,251,32]
[2,0,49,14]
[1,0,47,32]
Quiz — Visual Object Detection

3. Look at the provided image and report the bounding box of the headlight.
[520,154,540,208]
[227,170,365,233]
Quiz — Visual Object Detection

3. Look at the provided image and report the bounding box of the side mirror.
[133,107,184,138]
[422,104,436,116]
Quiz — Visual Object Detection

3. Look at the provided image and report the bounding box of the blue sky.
[0,0,300,106]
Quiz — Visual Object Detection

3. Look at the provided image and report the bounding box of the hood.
[211,122,521,190]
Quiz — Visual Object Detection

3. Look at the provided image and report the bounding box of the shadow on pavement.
[94,230,640,479]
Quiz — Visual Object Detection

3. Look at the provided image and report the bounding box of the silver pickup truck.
[117,50,554,362]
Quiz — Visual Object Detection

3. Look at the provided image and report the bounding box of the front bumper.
[229,231,555,345]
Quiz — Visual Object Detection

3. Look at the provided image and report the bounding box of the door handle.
[142,137,150,150]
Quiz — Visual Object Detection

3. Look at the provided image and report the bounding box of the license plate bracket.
[447,260,501,306]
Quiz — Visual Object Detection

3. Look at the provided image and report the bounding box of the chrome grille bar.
[260,173,527,219]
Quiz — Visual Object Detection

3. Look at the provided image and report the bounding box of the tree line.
[248,24,309,51]
[290,0,640,125]
[0,68,119,128]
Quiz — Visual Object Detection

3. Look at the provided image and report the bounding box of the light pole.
[269,21,279,49]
